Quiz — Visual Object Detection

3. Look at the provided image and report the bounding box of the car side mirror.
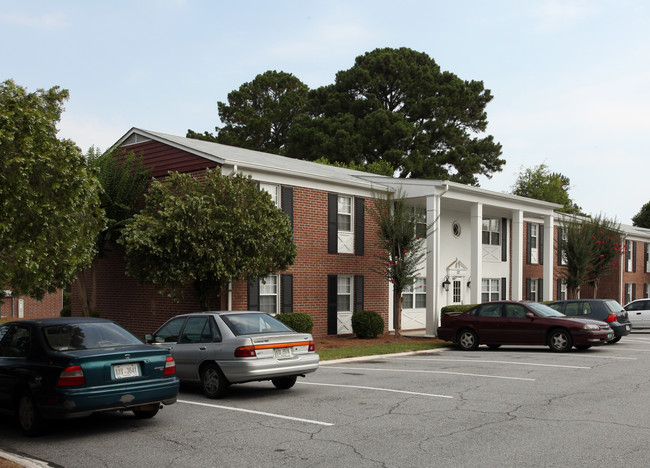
[144,333,153,343]
[525,312,535,320]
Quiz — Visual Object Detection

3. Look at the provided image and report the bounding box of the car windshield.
[528,302,566,317]
[221,313,294,336]
[604,300,624,313]
[43,322,142,351]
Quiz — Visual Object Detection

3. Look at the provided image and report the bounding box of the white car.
[624,299,650,329]
[146,311,319,398]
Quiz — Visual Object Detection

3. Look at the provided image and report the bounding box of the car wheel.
[608,336,621,343]
[132,404,160,419]
[457,329,479,351]
[575,345,591,351]
[487,344,501,350]
[200,363,229,399]
[17,393,46,437]
[271,376,297,390]
[548,329,572,352]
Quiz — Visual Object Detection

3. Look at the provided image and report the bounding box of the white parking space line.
[390,357,591,369]
[178,399,334,426]
[298,381,453,398]
[321,366,535,381]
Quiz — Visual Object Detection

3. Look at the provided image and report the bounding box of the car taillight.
[308,341,315,352]
[57,365,86,387]
[234,345,257,357]
[164,356,176,375]
[605,314,617,323]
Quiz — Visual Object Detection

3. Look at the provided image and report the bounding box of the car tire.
[487,344,501,350]
[548,329,572,352]
[200,363,229,399]
[608,336,621,343]
[457,329,479,351]
[132,404,160,419]
[271,376,297,390]
[17,392,46,437]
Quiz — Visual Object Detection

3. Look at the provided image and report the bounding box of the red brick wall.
[72,183,389,338]
[0,291,62,320]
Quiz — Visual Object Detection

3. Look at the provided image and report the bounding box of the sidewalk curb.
[0,450,52,468]
[319,347,443,365]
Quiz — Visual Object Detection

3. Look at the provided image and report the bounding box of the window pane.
[482,231,490,245]
[403,295,413,309]
[415,293,426,308]
[338,213,351,231]
[337,277,351,294]
[260,276,277,295]
[337,295,351,312]
[260,296,277,314]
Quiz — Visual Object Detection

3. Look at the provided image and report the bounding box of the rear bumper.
[610,322,632,338]
[37,377,179,420]
[218,353,320,384]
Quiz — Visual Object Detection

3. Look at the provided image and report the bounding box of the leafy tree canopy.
[119,170,297,310]
[287,47,504,184]
[511,163,583,215]
[188,70,309,155]
[632,201,650,228]
[0,80,105,300]
[313,156,394,176]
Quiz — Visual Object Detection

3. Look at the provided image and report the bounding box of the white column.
[512,210,524,300]
[543,214,554,301]
[425,194,440,336]
[470,203,483,304]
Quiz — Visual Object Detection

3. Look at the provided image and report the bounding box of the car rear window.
[43,322,142,351]
[221,313,294,336]
[604,300,624,313]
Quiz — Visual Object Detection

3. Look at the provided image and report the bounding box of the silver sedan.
[146,311,319,398]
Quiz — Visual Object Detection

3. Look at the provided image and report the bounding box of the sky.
[3,0,649,224]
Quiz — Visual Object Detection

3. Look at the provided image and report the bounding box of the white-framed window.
[527,278,540,301]
[625,283,634,304]
[337,276,352,312]
[530,223,539,264]
[452,280,461,303]
[482,219,501,246]
[413,206,427,238]
[259,183,280,208]
[558,280,567,301]
[338,196,353,232]
[259,275,278,315]
[645,243,649,273]
[626,240,633,272]
[403,278,426,309]
[481,279,500,302]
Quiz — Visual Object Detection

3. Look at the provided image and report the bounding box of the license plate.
[626,325,630,331]
[607,333,613,340]
[114,363,140,379]
[274,348,292,359]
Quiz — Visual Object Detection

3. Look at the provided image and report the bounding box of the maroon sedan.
[437,301,614,352]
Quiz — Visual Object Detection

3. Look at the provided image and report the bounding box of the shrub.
[275,312,313,333]
[441,304,475,315]
[352,310,384,339]
[60,291,71,317]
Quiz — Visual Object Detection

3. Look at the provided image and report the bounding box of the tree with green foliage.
[188,70,309,155]
[558,215,623,298]
[287,47,504,184]
[313,156,394,176]
[0,79,105,300]
[119,170,297,310]
[512,164,582,214]
[367,190,430,336]
[632,201,650,228]
[75,147,151,316]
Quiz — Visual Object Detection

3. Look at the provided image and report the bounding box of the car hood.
[555,316,609,327]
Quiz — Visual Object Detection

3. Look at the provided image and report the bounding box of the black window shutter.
[645,243,649,273]
[632,283,637,301]
[557,227,563,265]
[526,278,531,301]
[281,186,294,232]
[281,274,293,313]
[538,279,543,301]
[327,275,338,335]
[501,277,507,300]
[526,223,531,264]
[247,277,260,311]
[355,197,365,256]
[501,218,508,262]
[539,226,544,265]
[354,275,364,312]
[633,241,637,273]
[328,194,338,254]
[557,278,562,300]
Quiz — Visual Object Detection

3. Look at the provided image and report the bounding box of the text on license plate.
[274,348,293,359]
[114,363,140,379]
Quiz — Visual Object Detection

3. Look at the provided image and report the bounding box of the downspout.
[227,281,233,311]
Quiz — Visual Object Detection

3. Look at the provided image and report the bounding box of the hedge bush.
[275,312,313,334]
[352,310,384,339]
[440,304,475,315]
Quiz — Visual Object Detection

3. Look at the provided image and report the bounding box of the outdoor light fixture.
[442,275,451,292]
[467,277,471,288]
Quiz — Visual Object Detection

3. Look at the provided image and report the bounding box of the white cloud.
[1,11,67,29]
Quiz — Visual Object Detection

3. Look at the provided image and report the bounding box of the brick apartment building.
[66,128,650,337]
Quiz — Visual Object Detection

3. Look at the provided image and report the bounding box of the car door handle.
[199,346,207,351]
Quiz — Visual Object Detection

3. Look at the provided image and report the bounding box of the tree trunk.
[393,286,402,337]
[75,270,90,317]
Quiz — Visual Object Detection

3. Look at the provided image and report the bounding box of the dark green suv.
[548,299,632,343]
